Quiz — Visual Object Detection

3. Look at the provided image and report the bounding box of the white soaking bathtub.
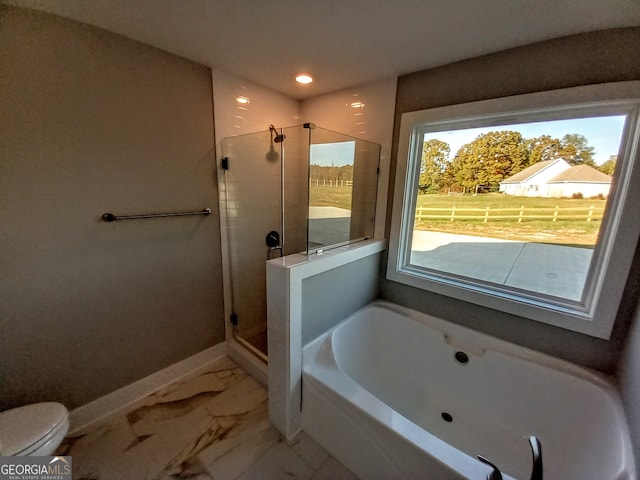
[301,301,636,480]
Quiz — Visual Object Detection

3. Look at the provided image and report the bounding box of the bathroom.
[1,2,639,479]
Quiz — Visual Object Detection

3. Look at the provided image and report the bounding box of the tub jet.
[455,351,469,365]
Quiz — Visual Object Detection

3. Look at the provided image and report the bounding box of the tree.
[525,135,563,166]
[449,131,529,190]
[598,155,616,176]
[559,133,596,167]
[419,139,450,193]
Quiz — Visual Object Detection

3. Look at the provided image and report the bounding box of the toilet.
[0,402,69,456]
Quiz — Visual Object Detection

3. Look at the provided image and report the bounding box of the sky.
[310,141,356,167]
[423,115,627,165]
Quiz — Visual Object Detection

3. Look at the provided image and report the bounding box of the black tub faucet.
[477,454,503,480]
[477,435,542,480]
[528,436,543,480]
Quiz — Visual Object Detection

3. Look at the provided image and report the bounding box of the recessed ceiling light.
[236,96,250,104]
[295,74,313,84]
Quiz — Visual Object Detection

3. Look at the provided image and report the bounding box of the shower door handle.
[266,230,283,260]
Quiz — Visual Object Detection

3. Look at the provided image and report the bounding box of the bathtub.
[302,301,636,480]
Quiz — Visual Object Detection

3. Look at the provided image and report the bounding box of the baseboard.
[68,342,227,434]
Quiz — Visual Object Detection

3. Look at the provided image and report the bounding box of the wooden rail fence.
[311,179,353,187]
[415,205,605,223]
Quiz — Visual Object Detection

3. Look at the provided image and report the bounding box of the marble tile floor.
[56,356,358,480]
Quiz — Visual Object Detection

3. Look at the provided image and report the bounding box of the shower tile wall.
[300,78,398,240]
[211,68,301,143]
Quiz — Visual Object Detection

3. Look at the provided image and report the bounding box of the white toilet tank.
[0,402,69,456]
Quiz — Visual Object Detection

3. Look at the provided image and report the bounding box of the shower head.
[269,124,286,143]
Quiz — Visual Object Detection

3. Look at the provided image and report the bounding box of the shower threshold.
[235,329,268,363]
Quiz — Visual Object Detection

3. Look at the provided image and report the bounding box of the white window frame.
[387,82,640,339]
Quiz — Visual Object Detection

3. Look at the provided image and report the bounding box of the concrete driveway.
[308,206,351,248]
[410,231,593,301]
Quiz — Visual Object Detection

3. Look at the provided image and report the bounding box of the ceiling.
[5,0,640,99]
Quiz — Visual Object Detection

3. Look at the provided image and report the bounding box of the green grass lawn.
[309,185,353,210]
[416,192,606,210]
[309,187,607,246]
[415,193,606,246]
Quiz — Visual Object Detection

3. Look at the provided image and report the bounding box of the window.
[387,82,640,339]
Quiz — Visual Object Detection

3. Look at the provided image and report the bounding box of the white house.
[546,164,613,198]
[499,158,570,196]
[500,159,612,198]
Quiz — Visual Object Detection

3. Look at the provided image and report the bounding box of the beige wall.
[0,6,224,410]
[382,27,640,373]
[618,295,640,474]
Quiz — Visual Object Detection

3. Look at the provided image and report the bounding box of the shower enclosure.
[221,124,380,360]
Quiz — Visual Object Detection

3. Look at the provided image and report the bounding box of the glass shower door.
[222,130,283,359]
